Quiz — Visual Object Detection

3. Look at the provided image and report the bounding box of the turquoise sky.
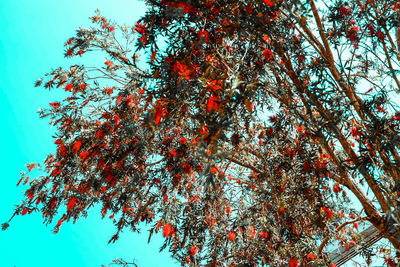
[0,1,177,266]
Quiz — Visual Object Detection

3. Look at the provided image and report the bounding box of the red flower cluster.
[289,258,298,267]
[172,61,192,80]
[49,102,61,109]
[72,140,82,154]
[206,95,220,112]
[263,49,274,61]
[321,206,334,219]
[163,223,174,238]
[189,246,198,256]
[263,0,275,7]
[228,231,236,242]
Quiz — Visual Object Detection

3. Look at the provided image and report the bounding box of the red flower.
[207,80,222,93]
[173,61,192,80]
[180,137,187,145]
[367,24,375,36]
[228,232,236,242]
[163,223,174,238]
[154,106,167,125]
[50,167,62,177]
[263,0,275,7]
[339,6,351,15]
[286,148,296,158]
[135,22,147,34]
[79,151,90,161]
[197,29,210,43]
[50,198,57,210]
[56,219,63,228]
[206,96,219,112]
[248,226,256,239]
[150,49,158,63]
[321,206,334,219]
[21,208,29,215]
[28,163,36,172]
[64,83,73,91]
[376,31,385,42]
[350,126,359,137]
[376,104,386,113]
[106,174,117,187]
[225,205,232,215]
[289,258,298,267]
[189,246,198,256]
[49,102,61,109]
[67,197,77,212]
[259,232,269,239]
[105,59,114,68]
[269,115,278,122]
[307,253,316,261]
[263,49,274,60]
[109,26,115,32]
[138,34,149,45]
[72,140,82,154]
[79,83,87,90]
[333,183,341,193]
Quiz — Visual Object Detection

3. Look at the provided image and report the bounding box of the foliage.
[4,0,400,266]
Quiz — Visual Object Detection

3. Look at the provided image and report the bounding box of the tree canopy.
[4,0,400,266]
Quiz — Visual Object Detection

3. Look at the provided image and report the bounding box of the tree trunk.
[371,214,400,251]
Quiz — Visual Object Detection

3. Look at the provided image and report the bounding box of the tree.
[4,0,400,265]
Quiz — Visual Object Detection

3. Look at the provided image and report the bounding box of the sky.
[0,1,177,266]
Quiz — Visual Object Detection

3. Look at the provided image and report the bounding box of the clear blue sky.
[0,1,177,266]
